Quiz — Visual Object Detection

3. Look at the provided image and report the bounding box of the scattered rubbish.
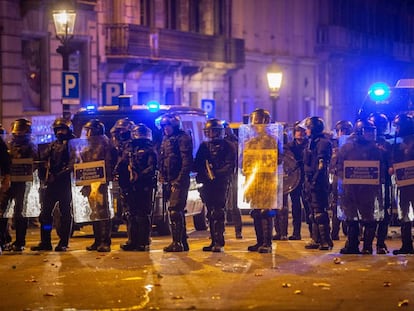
[172,295,184,300]
[282,283,291,288]
[333,257,342,264]
[383,281,392,287]
[44,292,56,297]
[398,299,409,307]
[294,290,302,295]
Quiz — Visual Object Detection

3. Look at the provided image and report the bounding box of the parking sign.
[102,82,125,106]
[62,72,80,105]
[201,99,215,117]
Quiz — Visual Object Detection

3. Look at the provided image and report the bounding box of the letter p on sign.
[62,72,79,99]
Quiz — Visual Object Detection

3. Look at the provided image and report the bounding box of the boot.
[0,218,11,250]
[393,222,414,255]
[136,216,151,251]
[164,211,184,252]
[340,221,361,254]
[362,222,376,255]
[318,223,334,250]
[55,217,72,252]
[97,220,112,252]
[182,215,189,251]
[212,219,225,253]
[273,208,288,240]
[258,217,273,253]
[31,225,53,251]
[203,218,215,252]
[12,217,28,251]
[248,212,263,252]
[235,225,243,239]
[121,216,140,251]
[86,222,100,251]
[376,220,389,254]
[315,213,333,250]
[305,222,320,249]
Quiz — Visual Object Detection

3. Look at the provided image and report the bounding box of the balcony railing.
[105,24,245,67]
[316,25,414,61]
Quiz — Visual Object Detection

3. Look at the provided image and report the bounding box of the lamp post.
[266,63,283,120]
[52,9,76,120]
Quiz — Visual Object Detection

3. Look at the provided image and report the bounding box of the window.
[165,0,178,30]
[140,0,153,26]
[22,37,45,112]
[189,0,201,32]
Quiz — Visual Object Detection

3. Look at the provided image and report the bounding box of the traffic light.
[368,82,391,102]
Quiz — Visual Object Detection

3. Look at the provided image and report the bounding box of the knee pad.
[211,209,225,222]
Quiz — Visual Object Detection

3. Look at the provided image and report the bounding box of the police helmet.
[393,113,414,137]
[204,118,225,140]
[111,118,135,141]
[368,113,389,135]
[249,108,271,125]
[11,118,32,135]
[305,116,324,135]
[158,113,182,130]
[52,118,73,134]
[83,119,105,137]
[335,120,353,135]
[132,123,152,141]
[293,121,306,134]
[354,119,376,139]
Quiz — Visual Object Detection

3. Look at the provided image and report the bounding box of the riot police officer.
[329,120,353,241]
[0,119,38,251]
[337,119,383,254]
[0,131,11,254]
[368,112,392,254]
[390,113,414,255]
[158,114,193,252]
[111,118,136,232]
[31,118,76,252]
[117,123,157,251]
[194,119,236,252]
[223,121,243,239]
[303,116,333,251]
[286,123,308,240]
[244,108,282,253]
[81,119,116,252]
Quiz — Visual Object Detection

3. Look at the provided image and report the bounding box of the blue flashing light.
[147,100,160,112]
[86,104,97,110]
[368,82,391,102]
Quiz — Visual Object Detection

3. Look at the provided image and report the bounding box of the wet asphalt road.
[0,218,413,311]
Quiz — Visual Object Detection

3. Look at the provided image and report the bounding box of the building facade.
[1,0,414,131]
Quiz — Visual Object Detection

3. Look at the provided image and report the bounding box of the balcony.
[105,24,245,69]
[316,25,414,61]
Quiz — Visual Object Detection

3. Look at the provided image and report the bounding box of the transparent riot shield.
[337,159,383,222]
[2,134,42,218]
[238,123,284,210]
[392,160,414,222]
[69,138,114,223]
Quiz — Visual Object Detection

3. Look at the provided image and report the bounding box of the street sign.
[201,99,215,117]
[62,72,80,105]
[102,82,125,106]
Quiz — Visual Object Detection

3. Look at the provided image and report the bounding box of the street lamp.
[266,63,283,120]
[52,9,77,120]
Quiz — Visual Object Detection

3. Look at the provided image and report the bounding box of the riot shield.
[238,123,284,210]
[283,151,300,195]
[392,160,414,222]
[2,134,42,218]
[69,138,114,223]
[337,159,384,222]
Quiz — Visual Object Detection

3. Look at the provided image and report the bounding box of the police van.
[72,101,208,235]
